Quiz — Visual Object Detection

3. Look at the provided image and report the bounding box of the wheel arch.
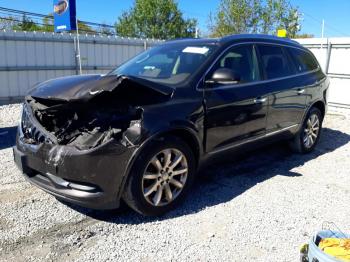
[296,99,326,137]
[118,127,202,200]
[312,100,326,119]
[157,128,202,167]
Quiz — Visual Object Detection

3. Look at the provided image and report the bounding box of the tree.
[41,15,54,32]
[77,21,95,34]
[0,16,18,31]
[12,15,42,32]
[115,0,197,39]
[0,12,97,34]
[209,0,301,38]
[263,0,300,37]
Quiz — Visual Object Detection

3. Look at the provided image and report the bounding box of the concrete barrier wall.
[0,30,162,103]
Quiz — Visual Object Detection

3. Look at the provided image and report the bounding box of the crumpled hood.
[27,74,175,102]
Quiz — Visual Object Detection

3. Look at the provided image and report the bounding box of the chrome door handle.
[254,97,267,104]
[297,89,305,95]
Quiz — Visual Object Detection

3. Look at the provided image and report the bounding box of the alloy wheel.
[303,113,320,148]
[142,148,188,207]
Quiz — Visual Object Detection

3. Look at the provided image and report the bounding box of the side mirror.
[205,68,240,85]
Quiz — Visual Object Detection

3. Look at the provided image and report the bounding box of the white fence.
[295,37,350,108]
[0,30,162,103]
[0,32,349,107]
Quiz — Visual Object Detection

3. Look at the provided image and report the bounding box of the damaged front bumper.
[12,74,170,210]
[13,122,137,210]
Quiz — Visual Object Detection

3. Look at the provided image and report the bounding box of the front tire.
[289,107,323,154]
[122,136,196,216]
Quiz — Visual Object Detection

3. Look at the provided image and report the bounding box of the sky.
[0,0,349,37]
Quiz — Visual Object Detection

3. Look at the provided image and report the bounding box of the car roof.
[221,34,300,45]
[165,34,302,49]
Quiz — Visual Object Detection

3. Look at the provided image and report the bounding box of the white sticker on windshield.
[182,47,209,55]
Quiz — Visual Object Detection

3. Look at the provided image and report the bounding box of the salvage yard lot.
[0,104,349,262]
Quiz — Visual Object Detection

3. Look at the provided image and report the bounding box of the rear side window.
[287,48,319,73]
[258,45,294,80]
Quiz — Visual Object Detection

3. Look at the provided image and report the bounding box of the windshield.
[110,44,218,85]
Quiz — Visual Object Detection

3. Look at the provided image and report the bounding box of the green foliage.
[41,15,54,32]
[0,13,94,34]
[0,17,17,31]
[115,0,197,39]
[0,13,96,34]
[77,21,95,33]
[209,0,301,38]
[12,15,42,32]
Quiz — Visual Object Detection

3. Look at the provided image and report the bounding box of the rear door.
[257,44,308,133]
[204,44,269,152]
[286,47,325,106]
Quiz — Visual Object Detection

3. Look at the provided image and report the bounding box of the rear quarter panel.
[305,69,329,111]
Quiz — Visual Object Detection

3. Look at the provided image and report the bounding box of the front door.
[204,44,269,153]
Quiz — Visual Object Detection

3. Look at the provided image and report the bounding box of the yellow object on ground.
[319,238,350,261]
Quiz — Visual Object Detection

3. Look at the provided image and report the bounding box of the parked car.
[13,34,329,216]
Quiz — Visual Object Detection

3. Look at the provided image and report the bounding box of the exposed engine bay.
[21,75,173,150]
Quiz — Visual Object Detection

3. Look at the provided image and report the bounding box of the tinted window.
[258,45,294,79]
[288,48,319,73]
[210,45,260,84]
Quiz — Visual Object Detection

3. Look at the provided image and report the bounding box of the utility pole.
[75,17,82,75]
[321,19,325,49]
[195,27,199,38]
[321,19,325,38]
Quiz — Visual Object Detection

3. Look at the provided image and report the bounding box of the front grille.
[21,103,50,144]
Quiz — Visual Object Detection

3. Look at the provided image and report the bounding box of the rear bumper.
[13,133,136,210]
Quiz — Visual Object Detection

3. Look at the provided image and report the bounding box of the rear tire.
[122,135,196,216]
[289,107,323,154]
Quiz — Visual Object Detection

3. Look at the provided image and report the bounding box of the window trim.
[253,44,265,81]
[197,41,322,91]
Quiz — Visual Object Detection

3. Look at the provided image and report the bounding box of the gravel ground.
[0,103,349,262]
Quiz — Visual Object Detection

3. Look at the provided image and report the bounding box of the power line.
[0,6,117,36]
[0,6,115,29]
[0,16,49,27]
[0,16,109,35]
[0,11,45,24]
[302,11,350,37]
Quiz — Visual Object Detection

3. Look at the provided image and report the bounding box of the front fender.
[117,124,203,201]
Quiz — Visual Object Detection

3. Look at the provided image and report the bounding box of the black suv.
[13,34,329,216]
